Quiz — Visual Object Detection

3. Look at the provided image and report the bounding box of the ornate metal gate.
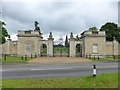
[53,37,69,57]
[41,44,47,57]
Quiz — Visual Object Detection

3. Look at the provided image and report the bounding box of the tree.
[0,21,9,44]
[100,22,120,42]
[65,35,69,47]
[116,27,120,42]
[89,27,98,31]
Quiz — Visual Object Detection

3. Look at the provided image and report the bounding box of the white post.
[93,64,96,77]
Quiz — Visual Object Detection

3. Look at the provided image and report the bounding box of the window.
[93,44,98,53]
[25,43,30,52]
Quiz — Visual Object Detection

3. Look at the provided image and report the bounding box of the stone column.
[47,32,54,57]
[69,32,76,57]
[113,37,119,55]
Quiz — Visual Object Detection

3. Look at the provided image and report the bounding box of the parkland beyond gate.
[1,23,120,58]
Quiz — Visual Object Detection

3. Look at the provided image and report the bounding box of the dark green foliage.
[65,35,69,47]
[41,44,47,54]
[0,21,9,44]
[89,27,98,31]
[54,44,64,47]
[100,22,120,42]
[53,47,69,53]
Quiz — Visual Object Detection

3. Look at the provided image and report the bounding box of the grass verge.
[1,56,35,62]
[2,73,119,88]
[89,57,120,61]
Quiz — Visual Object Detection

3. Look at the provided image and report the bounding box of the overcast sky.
[1,0,119,41]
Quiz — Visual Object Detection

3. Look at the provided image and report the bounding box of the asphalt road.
[1,60,119,79]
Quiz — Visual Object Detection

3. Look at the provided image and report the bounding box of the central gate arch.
[41,43,47,56]
[40,40,48,57]
[53,37,69,57]
[38,32,83,57]
[76,44,82,57]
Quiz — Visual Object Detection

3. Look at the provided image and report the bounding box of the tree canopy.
[65,35,69,47]
[0,21,9,44]
[100,22,120,42]
[89,27,98,31]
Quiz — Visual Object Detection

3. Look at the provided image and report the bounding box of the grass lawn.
[54,47,69,53]
[89,57,120,61]
[41,47,69,54]
[2,73,119,88]
[1,56,35,62]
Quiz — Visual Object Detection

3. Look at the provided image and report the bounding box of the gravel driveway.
[28,57,91,63]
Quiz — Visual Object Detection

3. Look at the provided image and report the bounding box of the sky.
[1,0,119,42]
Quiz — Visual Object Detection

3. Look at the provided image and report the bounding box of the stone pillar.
[39,41,42,56]
[6,39,11,55]
[81,37,85,57]
[113,37,119,55]
[69,32,76,57]
[47,32,54,57]
[35,37,40,55]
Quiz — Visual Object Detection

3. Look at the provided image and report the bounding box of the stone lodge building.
[0,29,120,57]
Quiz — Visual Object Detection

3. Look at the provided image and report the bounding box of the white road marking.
[30,68,73,71]
[1,66,118,72]
[97,66,118,68]
[0,70,6,72]
[30,66,118,71]
[1,67,79,71]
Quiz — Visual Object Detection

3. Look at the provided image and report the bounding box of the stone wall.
[1,42,8,54]
[0,40,17,55]
[10,41,17,55]
[0,30,119,57]
[106,42,113,55]
[118,43,120,55]
[17,37,39,56]
[0,44,2,55]
[84,36,106,57]
[17,30,42,57]
[81,31,106,57]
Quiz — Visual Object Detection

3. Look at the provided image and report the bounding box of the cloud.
[2,0,118,41]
